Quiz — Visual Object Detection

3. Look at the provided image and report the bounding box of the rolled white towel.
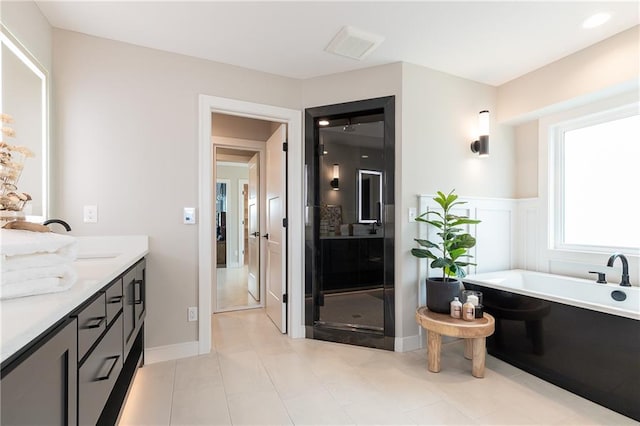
[0,265,77,299]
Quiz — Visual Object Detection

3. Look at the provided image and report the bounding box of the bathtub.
[464,269,639,320]
[463,269,640,421]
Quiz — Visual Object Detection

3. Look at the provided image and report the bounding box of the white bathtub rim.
[464,269,640,321]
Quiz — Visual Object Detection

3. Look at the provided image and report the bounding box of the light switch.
[409,207,417,223]
[84,205,98,223]
[183,207,196,224]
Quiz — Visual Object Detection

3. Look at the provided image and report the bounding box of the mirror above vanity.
[1,24,49,221]
[357,169,382,224]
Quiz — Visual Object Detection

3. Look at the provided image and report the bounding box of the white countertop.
[1,235,149,364]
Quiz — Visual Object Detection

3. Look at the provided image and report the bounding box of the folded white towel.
[2,251,77,272]
[2,264,72,286]
[0,265,77,299]
[0,229,78,257]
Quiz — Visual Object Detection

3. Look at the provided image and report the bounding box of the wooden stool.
[415,306,495,378]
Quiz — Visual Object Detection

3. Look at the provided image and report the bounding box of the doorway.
[304,96,395,351]
[198,95,304,356]
[215,148,260,311]
[211,113,289,334]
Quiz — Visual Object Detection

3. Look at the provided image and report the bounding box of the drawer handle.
[108,295,123,304]
[134,279,143,305]
[85,316,106,329]
[95,355,120,381]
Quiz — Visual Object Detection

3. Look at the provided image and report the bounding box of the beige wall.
[52,29,301,348]
[514,121,538,198]
[498,26,640,124]
[212,113,274,141]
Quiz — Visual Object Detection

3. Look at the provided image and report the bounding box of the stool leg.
[427,331,442,373]
[464,339,472,360]
[471,337,486,378]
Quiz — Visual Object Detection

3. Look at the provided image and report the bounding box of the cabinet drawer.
[78,293,107,361]
[105,278,123,326]
[79,314,123,426]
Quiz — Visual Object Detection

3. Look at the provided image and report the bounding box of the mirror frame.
[1,24,49,221]
[357,169,383,223]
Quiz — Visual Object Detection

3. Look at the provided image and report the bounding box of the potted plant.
[411,190,481,313]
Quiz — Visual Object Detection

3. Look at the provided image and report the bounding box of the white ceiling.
[36,1,639,86]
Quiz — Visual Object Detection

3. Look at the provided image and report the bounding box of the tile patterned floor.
[216,266,259,311]
[119,309,637,425]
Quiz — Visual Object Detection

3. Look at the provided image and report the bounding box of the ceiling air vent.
[325,26,384,60]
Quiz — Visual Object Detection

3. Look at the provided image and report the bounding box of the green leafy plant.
[411,190,481,279]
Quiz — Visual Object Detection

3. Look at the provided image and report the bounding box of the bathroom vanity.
[0,236,148,425]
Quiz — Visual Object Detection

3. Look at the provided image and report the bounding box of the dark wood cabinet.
[1,257,146,426]
[79,314,123,426]
[123,258,145,360]
[320,237,384,292]
[1,318,78,426]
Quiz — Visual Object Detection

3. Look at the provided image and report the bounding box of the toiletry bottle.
[450,297,462,319]
[467,294,479,307]
[462,300,475,321]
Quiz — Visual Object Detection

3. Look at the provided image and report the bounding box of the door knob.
[251,231,260,237]
[262,233,270,239]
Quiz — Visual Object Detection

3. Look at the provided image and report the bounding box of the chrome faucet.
[606,253,631,287]
[43,219,72,232]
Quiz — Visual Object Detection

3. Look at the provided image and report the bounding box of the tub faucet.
[606,253,631,287]
[43,219,72,232]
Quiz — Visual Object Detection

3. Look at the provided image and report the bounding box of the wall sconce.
[330,164,340,190]
[470,110,490,157]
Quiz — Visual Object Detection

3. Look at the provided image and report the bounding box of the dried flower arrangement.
[1,113,34,212]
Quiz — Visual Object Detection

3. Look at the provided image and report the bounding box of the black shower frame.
[304,96,395,351]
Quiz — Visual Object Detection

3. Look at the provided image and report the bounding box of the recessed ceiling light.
[323,150,328,155]
[361,155,369,159]
[318,119,330,126]
[582,13,611,29]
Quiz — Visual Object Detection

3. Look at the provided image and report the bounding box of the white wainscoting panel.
[417,195,518,287]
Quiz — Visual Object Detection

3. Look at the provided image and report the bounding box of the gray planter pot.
[426,278,464,313]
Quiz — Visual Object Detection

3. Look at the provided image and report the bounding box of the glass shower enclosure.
[304,97,395,350]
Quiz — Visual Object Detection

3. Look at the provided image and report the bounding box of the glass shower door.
[315,114,385,333]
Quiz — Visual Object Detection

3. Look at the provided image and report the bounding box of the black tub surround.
[463,280,640,421]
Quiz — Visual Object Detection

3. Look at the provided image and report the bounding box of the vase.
[426,277,464,313]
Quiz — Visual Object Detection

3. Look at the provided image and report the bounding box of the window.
[553,104,639,252]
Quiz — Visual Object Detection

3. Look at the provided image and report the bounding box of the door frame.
[198,95,304,354]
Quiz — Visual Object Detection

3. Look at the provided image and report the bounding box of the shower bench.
[415,307,495,378]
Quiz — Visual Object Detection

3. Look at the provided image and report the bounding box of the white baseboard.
[395,334,423,352]
[145,341,200,364]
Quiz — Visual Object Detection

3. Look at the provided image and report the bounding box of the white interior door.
[265,124,287,333]
[247,154,260,302]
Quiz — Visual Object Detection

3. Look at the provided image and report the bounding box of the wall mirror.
[1,24,49,220]
[357,169,382,223]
